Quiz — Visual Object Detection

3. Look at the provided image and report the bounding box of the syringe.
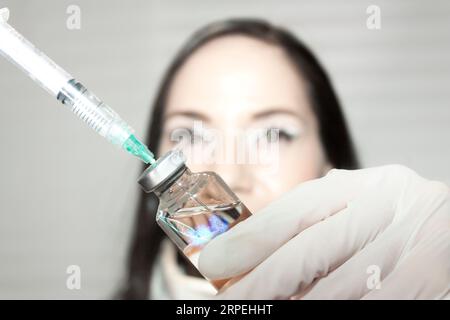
[0,8,155,164]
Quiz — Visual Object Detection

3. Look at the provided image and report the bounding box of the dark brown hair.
[117,18,359,299]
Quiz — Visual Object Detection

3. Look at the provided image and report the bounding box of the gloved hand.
[198,165,450,299]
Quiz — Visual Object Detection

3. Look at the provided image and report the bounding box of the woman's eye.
[261,127,299,143]
[186,128,205,144]
[267,128,279,142]
[278,129,298,142]
[183,128,196,144]
[169,127,204,145]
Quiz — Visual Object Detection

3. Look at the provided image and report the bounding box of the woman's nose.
[213,163,253,195]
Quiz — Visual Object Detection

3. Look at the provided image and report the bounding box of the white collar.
[150,239,217,299]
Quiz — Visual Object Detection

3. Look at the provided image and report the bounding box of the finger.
[216,194,397,299]
[362,228,450,300]
[201,165,438,281]
[200,167,388,280]
[296,178,450,299]
[298,221,416,299]
[364,200,450,299]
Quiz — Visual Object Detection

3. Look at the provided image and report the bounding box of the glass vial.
[138,150,252,290]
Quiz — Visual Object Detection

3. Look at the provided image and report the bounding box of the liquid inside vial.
[157,201,251,290]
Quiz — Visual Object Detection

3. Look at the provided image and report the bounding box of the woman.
[118,19,449,299]
[118,18,358,299]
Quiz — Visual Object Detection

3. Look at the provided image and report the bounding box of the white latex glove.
[198,165,450,299]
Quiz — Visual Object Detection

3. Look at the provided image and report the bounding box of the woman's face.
[159,35,330,212]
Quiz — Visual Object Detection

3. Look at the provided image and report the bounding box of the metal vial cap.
[137,149,186,193]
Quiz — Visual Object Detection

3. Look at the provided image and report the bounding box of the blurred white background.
[0,0,448,298]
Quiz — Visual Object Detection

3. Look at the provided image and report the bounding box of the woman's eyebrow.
[252,108,302,120]
[164,110,211,122]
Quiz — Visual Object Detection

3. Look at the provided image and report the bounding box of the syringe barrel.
[0,10,132,147]
[57,80,133,146]
[0,14,72,97]
[0,8,154,164]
